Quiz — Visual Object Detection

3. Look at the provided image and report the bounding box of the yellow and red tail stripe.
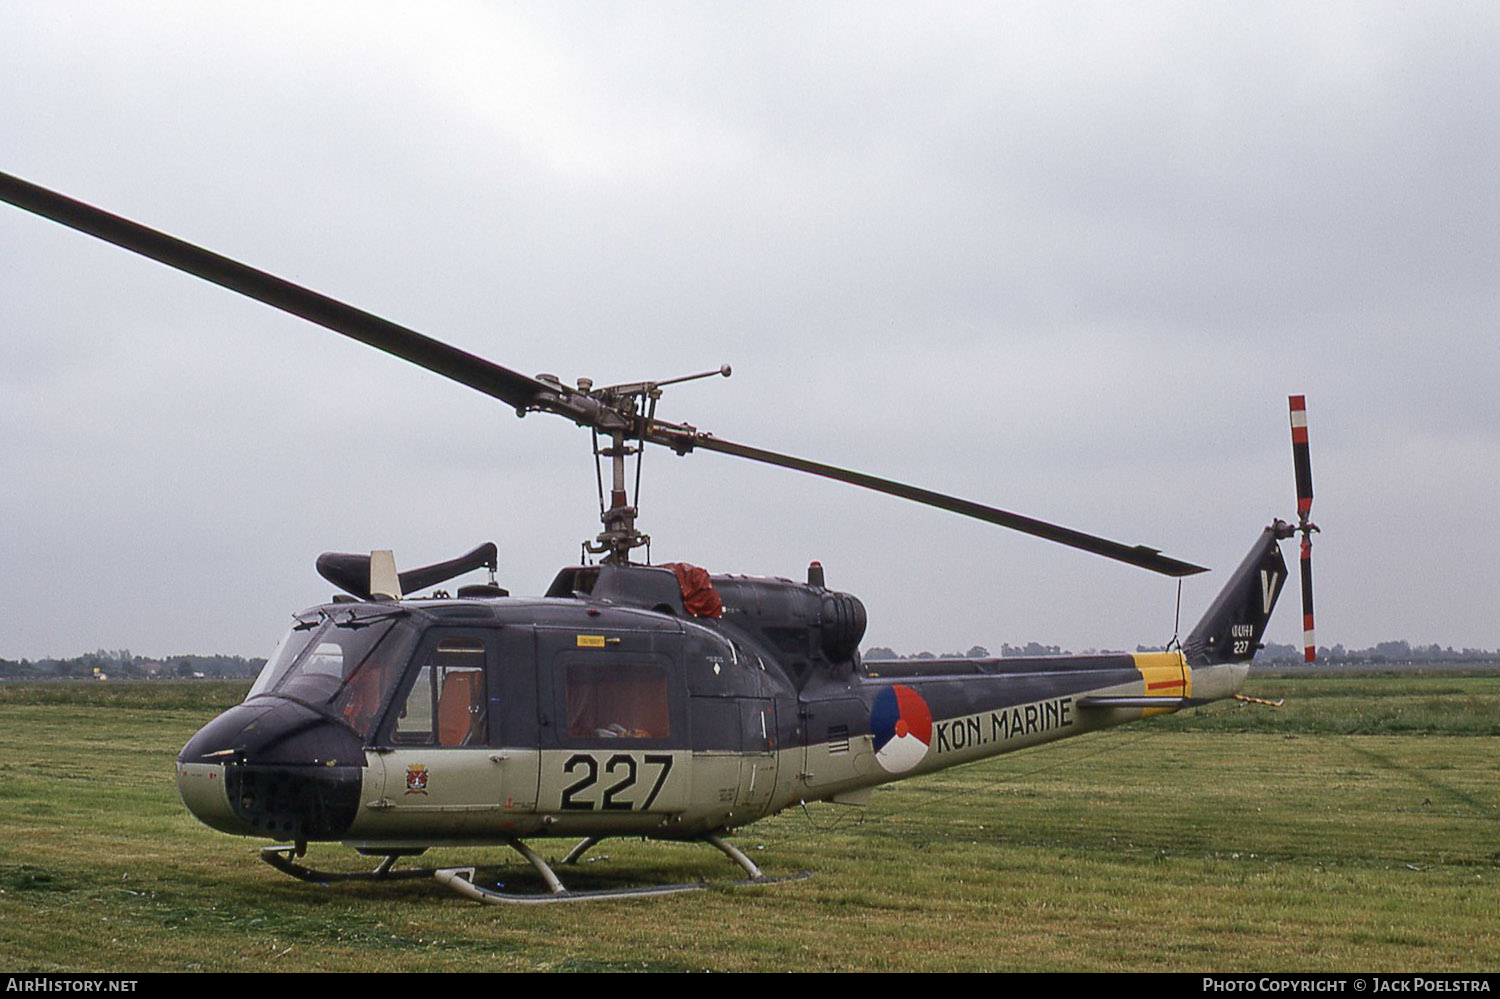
[1132,651,1191,717]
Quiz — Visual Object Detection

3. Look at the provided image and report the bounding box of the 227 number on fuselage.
[559,752,675,811]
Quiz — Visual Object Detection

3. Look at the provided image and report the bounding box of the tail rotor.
[1288,395,1319,662]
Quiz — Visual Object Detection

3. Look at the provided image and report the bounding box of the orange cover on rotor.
[662,562,723,618]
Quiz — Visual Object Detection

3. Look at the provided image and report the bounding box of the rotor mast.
[576,365,733,565]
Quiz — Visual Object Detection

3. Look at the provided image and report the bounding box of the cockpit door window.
[391,637,489,747]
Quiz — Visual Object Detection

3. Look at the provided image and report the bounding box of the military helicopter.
[0,171,1318,903]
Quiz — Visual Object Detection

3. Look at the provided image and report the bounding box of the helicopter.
[1,171,1318,903]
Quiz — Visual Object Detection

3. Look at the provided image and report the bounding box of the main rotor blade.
[2,170,1207,578]
[0,171,554,411]
[674,432,1208,577]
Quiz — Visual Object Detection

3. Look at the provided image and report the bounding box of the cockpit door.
[361,627,540,836]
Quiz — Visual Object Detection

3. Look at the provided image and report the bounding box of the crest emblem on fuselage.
[870,684,933,773]
[405,764,429,795]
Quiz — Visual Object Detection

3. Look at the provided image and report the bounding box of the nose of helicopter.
[177,699,367,840]
[177,758,245,834]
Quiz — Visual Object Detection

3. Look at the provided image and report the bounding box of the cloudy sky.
[2,2,1497,660]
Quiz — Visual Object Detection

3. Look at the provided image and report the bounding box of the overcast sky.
[3,2,1497,660]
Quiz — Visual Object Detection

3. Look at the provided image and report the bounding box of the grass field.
[1,673,1497,972]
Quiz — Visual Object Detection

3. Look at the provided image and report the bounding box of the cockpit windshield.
[246,612,416,739]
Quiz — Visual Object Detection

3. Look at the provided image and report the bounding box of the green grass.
[1162,672,1500,735]
[0,678,251,710]
[1,674,1496,971]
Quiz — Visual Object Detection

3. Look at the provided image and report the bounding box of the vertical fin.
[1183,528,1288,666]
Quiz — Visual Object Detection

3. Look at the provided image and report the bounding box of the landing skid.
[261,844,438,883]
[260,835,810,904]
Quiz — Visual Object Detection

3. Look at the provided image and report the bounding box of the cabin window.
[337,657,398,737]
[249,615,412,741]
[392,638,489,747]
[564,662,669,740]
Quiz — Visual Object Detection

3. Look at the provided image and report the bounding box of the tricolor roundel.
[870,684,933,773]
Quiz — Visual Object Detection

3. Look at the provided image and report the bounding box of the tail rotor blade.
[1289,394,1314,521]
[1300,535,1316,662]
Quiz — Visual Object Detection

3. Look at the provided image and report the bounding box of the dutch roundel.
[870,684,933,773]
